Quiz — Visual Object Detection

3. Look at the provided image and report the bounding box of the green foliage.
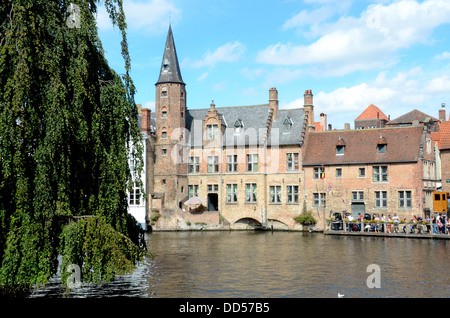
[150,212,161,225]
[59,216,145,285]
[0,0,145,292]
[294,211,317,226]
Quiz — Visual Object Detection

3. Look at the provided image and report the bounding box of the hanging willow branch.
[0,0,146,292]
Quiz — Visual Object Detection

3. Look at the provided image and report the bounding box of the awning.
[184,196,207,206]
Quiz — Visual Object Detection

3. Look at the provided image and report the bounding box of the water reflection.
[29,232,449,298]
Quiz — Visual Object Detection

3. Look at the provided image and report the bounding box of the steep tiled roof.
[355,104,389,121]
[185,105,305,147]
[302,126,424,166]
[156,25,184,85]
[439,121,450,150]
[432,131,441,149]
[387,109,437,125]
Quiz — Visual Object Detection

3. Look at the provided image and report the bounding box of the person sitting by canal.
[392,213,400,233]
[347,213,354,232]
[411,215,418,233]
[401,218,408,233]
[441,215,447,234]
[437,215,442,234]
[432,215,438,234]
[445,220,450,235]
[387,215,392,233]
[424,215,431,234]
[374,214,380,233]
[357,213,363,231]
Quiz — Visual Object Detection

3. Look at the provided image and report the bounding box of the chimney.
[328,124,332,131]
[137,103,142,114]
[439,103,446,122]
[141,108,152,135]
[304,89,314,131]
[320,113,327,132]
[269,87,278,120]
[344,123,350,130]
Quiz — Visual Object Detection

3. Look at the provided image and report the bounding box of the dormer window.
[336,137,346,155]
[206,124,219,140]
[377,135,387,153]
[283,117,293,133]
[234,119,244,134]
[377,144,386,153]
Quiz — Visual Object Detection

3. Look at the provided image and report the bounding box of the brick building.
[141,26,314,230]
[131,26,441,231]
[302,123,437,225]
[437,111,450,194]
[354,104,390,129]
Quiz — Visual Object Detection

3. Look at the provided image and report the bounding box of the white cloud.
[256,0,450,75]
[186,41,246,68]
[197,72,209,82]
[282,68,450,128]
[241,67,265,80]
[283,0,352,31]
[143,101,155,111]
[212,81,227,92]
[424,75,450,93]
[283,6,336,30]
[96,0,181,33]
[434,51,450,60]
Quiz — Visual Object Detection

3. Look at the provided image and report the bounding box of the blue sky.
[97,0,450,129]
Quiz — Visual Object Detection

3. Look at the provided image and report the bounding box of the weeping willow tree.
[0,0,147,294]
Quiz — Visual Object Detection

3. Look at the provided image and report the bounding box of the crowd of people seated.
[331,211,449,235]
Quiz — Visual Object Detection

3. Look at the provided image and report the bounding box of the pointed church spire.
[156,25,185,85]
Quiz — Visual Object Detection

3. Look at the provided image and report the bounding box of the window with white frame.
[313,192,326,207]
[375,191,387,208]
[287,153,299,171]
[270,186,281,204]
[245,183,257,203]
[227,155,238,172]
[226,184,238,203]
[359,167,366,178]
[373,166,388,182]
[398,190,412,208]
[247,154,258,172]
[207,156,219,173]
[129,182,141,205]
[188,185,199,198]
[189,156,199,174]
[206,124,219,140]
[287,185,299,203]
[207,184,219,193]
[352,191,364,202]
[313,166,325,179]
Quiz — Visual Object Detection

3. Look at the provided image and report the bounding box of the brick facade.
[139,26,441,231]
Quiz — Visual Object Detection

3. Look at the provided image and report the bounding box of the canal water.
[29,231,449,298]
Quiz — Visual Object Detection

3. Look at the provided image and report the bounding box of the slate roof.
[387,109,438,125]
[268,108,305,146]
[185,105,305,147]
[302,126,425,166]
[156,25,184,85]
[355,104,389,121]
